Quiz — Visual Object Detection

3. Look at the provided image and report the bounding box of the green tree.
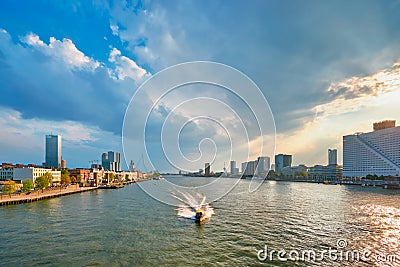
[22,179,34,192]
[151,171,160,178]
[2,180,18,194]
[35,172,53,190]
[77,174,83,183]
[61,173,71,185]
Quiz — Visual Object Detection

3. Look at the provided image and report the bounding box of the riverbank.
[0,185,98,206]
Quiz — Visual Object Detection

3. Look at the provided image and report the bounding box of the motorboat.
[194,208,205,223]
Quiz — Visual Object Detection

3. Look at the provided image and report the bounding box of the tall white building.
[343,121,400,178]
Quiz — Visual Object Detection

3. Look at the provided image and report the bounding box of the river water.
[1,176,399,266]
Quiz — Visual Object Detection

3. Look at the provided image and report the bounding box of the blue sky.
[1,0,400,171]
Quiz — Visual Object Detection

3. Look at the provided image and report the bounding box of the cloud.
[110,24,119,35]
[103,0,400,139]
[21,33,100,70]
[277,60,400,166]
[0,106,122,167]
[316,59,400,117]
[108,47,150,80]
[0,29,148,135]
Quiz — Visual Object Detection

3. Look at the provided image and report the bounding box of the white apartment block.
[343,123,400,178]
[13,167,61,184]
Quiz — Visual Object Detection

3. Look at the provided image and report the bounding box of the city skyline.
[1,1,400,171]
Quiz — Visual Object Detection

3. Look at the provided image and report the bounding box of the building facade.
[230,161,236,175]
[0,168,13,180]
[243,161,256,176]
[45,134,62,168]
[328,149,337,165]
[70,169,91,184]
[256,156,271,175]
[102,151,122,172]
[343,121,400,178]
[307,165,342,181]
[13,167,61,184]
[275,154,292,175]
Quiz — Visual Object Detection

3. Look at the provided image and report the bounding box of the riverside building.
[343,120,400,178]
[13,167,61,184]
[274,154,292,175]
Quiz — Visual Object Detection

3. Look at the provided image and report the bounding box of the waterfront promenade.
[0,185,97,206]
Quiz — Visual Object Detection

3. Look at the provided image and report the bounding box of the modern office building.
[242,161,256,176]
[308,164,342,181]
[343,120,400,178]
[328,149,337,165]
[275,154,292,175]
[102,151,122,172]
[281,164,308,178]
[45,135,62,168]
[256,156,271,174]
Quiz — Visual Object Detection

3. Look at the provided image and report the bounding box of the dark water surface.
[1,176,399,266]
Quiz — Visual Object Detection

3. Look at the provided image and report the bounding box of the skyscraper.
[230,160,236,174]
[274,154,292,175]
[343,121,400,178]
[256,156,271,174]
[328,149,337,165]
[102,151,122,171]
[45,134,62,168]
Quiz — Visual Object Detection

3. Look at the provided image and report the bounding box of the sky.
[1,0,400,171]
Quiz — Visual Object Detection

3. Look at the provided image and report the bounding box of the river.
[1,176,399,266]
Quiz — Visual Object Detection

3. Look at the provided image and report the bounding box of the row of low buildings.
[1,134,149,189]
[0,164,61,184]
[0,163,145,187]
[236,150,341,181]
[235,156,271,177]
[234,120,400,180]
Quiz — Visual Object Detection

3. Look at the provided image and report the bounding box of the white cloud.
[108,47,150,81]
[21,33,100,71]
[0,107,100,144]
[21,32,45,46]
[110,24,119,35]
[0,107,122,167]
[277,60,400,166]
[316,59,400,117]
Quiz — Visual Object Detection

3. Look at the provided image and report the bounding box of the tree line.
[1,169,72,194]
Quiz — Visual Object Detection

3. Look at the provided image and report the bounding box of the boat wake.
[172,191,214,222]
